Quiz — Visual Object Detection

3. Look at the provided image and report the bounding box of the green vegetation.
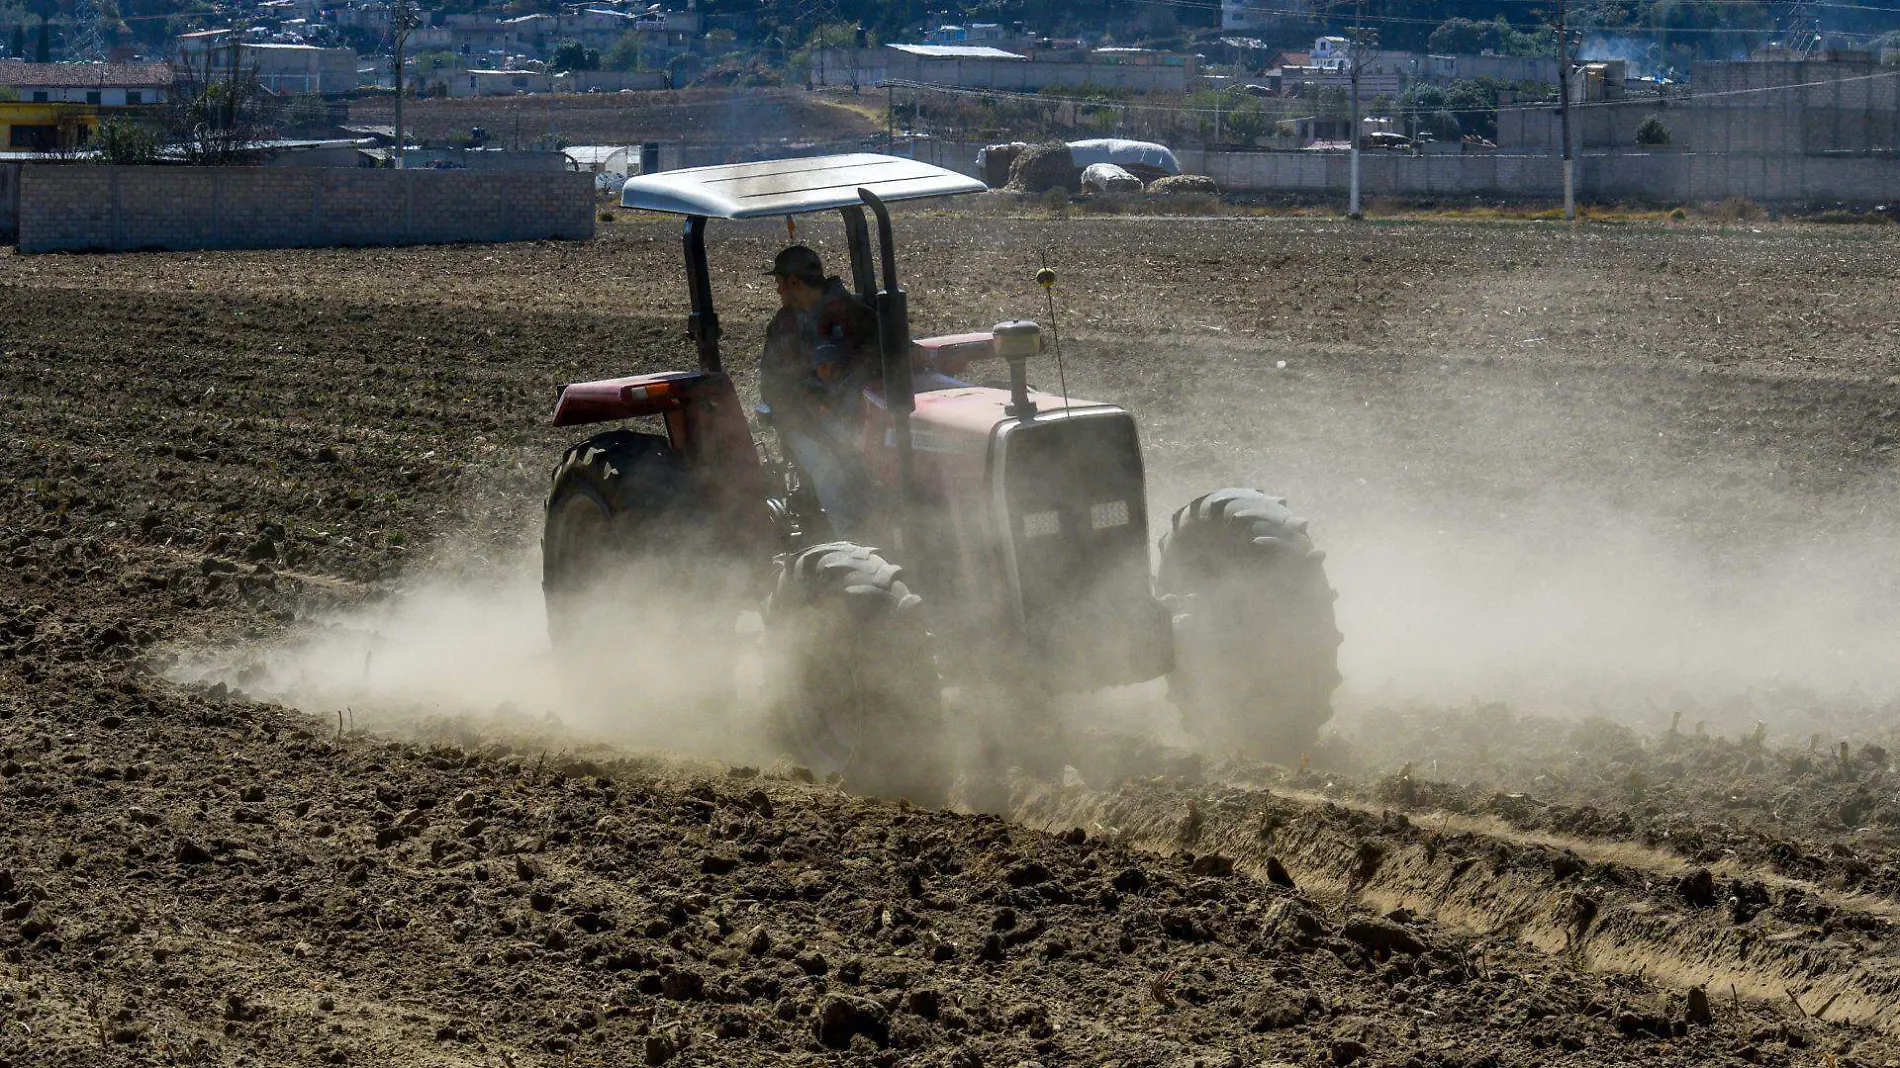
[1428,16,1555,57]
[1635,114,1670,145]
[1394,78,1503,142]
[550,39,600,73]
[92,117,161,164]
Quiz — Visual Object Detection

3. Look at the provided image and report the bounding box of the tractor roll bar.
[857,187,917,554]
[683,215,722,373]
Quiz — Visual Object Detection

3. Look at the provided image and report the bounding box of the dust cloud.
[173,346,1900,765]
[1141,348,1900,742]
[168,558,784,766]
[1322,502,1900,732]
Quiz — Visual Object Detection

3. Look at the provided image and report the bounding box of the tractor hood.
[903,387,1113,455]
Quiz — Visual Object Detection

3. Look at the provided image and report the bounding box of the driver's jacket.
[759,277,879,441]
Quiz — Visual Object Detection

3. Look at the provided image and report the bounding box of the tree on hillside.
[1428,15,1554,57]
[603,31,644,71]
[550,39,598,72]
[10,22,23,57]
[1397,78,1501,141]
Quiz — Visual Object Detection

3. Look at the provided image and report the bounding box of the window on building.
[9,124,57,150]
[126,90,143,105]
[31,91,47,103]
[86,90,101,104]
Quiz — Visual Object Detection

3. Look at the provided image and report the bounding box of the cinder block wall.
[0,163,19,242]
[16,166,596,253]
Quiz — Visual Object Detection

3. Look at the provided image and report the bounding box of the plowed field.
[3,211,1899,1067]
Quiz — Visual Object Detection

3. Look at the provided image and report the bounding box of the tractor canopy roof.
[619,153,987,219]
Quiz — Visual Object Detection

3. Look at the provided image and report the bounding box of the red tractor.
[542,155,1341,801]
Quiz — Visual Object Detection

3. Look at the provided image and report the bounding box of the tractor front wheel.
[764,543,948,805]
[1158,488,1343,764]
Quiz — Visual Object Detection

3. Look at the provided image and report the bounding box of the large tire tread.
[1159,488,1343,762]
[765,542,947,805]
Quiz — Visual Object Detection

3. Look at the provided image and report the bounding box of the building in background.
[817,41,1196,93]
[449,68,552,97]
[174,31,357,95]
[0,61,172,107]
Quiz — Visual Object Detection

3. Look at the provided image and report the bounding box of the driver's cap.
[766,244,825,283]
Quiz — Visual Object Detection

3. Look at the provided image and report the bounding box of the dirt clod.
[1340,917,1427,956]
[814,994,889,1049]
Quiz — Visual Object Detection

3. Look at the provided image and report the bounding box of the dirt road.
[2,212,1899,1065]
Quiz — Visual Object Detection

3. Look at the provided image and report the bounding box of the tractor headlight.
[1022,510,1061,538]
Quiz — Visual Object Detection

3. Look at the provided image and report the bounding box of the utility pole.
[1346,0,1373,218]
[1557,0,1574,219]
[391,0,419,169]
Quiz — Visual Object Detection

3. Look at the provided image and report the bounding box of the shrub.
[1710,196,1765,223]
[93,118,160,165]
[1635,115,1670,146]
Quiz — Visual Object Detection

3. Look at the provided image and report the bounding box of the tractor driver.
[759,244,880,536]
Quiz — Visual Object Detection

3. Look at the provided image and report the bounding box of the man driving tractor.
[759,244,880,536]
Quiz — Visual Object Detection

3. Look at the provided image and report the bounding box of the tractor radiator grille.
[999,410,1172,688]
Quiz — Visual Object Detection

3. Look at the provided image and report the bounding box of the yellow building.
[0,101,100,153]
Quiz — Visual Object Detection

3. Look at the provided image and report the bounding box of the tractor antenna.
[1037,250,1069,411]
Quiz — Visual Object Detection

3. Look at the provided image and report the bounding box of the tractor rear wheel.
[1158,488,1343,764]
[542,430,708,651]
[763,543,948,805]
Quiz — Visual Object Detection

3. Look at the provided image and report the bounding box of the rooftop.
[886,43,1024,60]
[0,61,173,88]
[564,145,631,164]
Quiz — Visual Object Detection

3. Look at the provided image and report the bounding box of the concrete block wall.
[0,163,18,242]
[16,166,595,253]
[1686,61,1900,155]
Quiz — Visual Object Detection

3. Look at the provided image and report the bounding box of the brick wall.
[16,166,595,253]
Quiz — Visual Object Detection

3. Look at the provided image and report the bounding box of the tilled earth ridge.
[1011,756,1900,1039]
[1,214,1899,1065]
[11,677,1886,1068]
[1326,706,1900,901]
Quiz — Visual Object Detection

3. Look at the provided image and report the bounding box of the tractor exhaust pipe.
[994,320,1042,420]
[858,187,918,555]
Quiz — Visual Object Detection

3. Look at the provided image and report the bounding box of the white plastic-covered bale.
[1080,163,1143,195]
[1066,138,1180,183]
